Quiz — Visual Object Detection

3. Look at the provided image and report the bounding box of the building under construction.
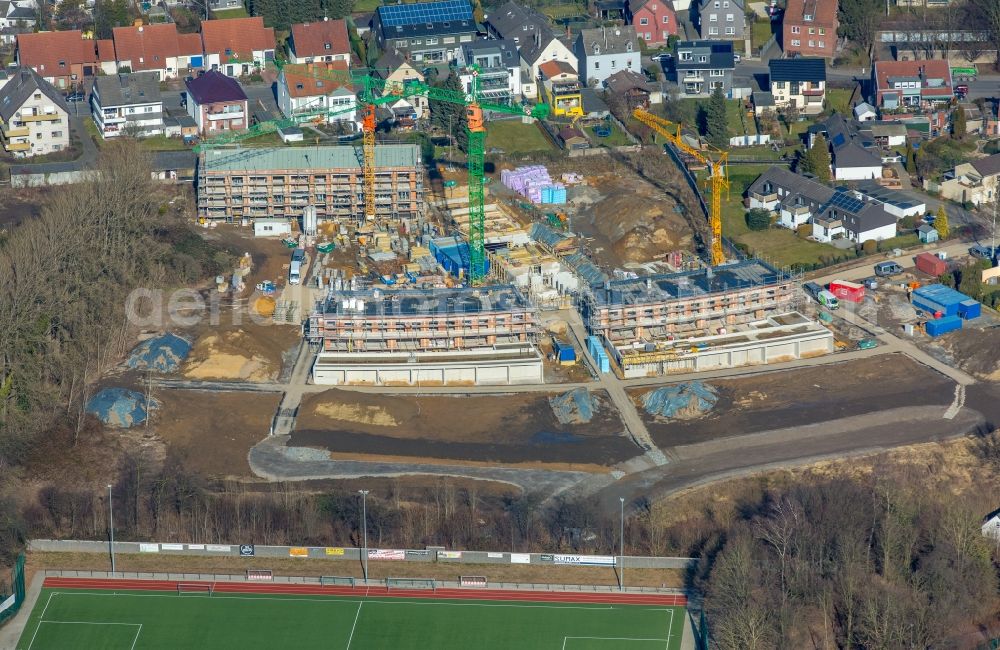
[197,145,423,222]
[583,260,833,377]
[307,285,543,385]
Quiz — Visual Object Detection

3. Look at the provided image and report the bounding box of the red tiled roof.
[874,59,953,95]
[290,20,350,58]
[16,31,96,76]
[97,39,115,63]
[283,61,352,98]
[201,17,275,60]
[177,32,202,56]
[112,24,193,72]
[784,0,838,27]
[539,60,576,79]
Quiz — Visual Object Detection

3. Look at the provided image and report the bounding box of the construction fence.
[0,554,25,627]
[28,539,695,571]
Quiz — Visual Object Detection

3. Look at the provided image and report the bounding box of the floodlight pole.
[619,497,625,592]
[359,489,369,583]
[108,484,116,574]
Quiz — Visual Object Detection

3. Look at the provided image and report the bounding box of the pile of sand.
[183,330,279,381]
[590,176,691,264]
[314,403,400,427]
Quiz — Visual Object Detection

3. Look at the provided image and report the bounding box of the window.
[808,39,814,47]
[712,80,724,89]
[52,130,62,137]
[803,13,813,20]
[58,60,65,68]
[699,54,707,62]
[640,17,648,24]
[709,12,717,20]
[819,28,825,35]
[644,32,651,40]
[791,39,800,46]
[662,15,669,23]
[679,51,692,61]
[808,27,815,34]
[709,27,718,34]
[714,1,720,6]
[426,37,438,45]
[710,69,723,76]
[726,13,733,21]
[723,0,729,5]
[818,40,825,48]
[595,61,600,69]
[324,43,331,50]
[612,59,617,68]
[33,93,40,100]
[791,26,800,34]
[725,26,734,34]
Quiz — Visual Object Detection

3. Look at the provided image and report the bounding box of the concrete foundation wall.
[313,355,544,386]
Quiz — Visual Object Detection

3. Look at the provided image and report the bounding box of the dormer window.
[592,42,600,55]
[625,41,633,52]
[296,83,304,90]
[58,60,66,67]
[804,13,813,20]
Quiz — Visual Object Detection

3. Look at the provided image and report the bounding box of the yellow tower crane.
[632,108,729,266]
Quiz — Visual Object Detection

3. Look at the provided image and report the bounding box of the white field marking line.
[54,591,628,611]
[561,637,671,650]
[25,592,57,650]
[27,621,142,650]
[345,602,363,650]
[664,607,675,650]
[130,624,142,650]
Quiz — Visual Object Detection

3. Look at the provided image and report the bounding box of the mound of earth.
[548,388,596,425]
[642,382,718,420]
[938,328,1000,380]
[183,328,283,381]
[588,175,691,264]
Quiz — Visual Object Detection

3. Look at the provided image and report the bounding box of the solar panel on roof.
[831,133,846,148]
[378,0,472,27]
[826,189,866,214]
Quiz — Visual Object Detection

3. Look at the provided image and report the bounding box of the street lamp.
[619,497,625,592]
[358,489,369,583]
[107,484,116,574]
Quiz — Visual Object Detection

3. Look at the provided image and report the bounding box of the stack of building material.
[501,165,567,205]
[586,335,611,373]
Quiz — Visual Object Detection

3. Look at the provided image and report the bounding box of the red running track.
[43,577,686,607]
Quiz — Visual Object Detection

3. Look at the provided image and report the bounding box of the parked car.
[955,84,969,97]
[64,92,85,102]
[969,244,997,259]
[874,261,904,277]
[802,281,824,299]
[858,338,879,350]
[651,53,672,62]
[733,53,741,62]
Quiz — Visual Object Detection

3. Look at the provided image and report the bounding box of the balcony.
[20,112,61,122]
[5,141,29,151]
[207,110,244,121]
[1,123,29,138]
[682,73,704,82]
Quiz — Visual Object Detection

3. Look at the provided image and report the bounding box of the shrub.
[746,208,772,231]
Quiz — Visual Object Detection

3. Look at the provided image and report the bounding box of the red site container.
[914,252,946,277]
[828,280,865,303]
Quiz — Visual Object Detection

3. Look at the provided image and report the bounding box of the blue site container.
[912,297,951,317]
[913,285,970,317]
[958,299,981,320]
[552,339,577,364]
[926,315,963,337]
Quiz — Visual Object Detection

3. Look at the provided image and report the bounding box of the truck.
[802,281,824,299]
[288,248,305,285]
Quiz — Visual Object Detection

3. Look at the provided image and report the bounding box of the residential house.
[288,19,351,65]
[559,125,589,150]
[539,60,582,117]
[97,39,118,75]
[866,122,907,148]
[185,69,248,135]
[983,508,1000,541]
[277,62,357,127]
[745,166,835,230]
[605,69,659,109]
[768,58,826,115]
[782,0,838,59]
[457,39,521,105]
[933,153,1000,206]
[811,189,897,243]
[872,59,953,110]
[695,0,745,41]
[0,1,35,30]
[0,67,70,157]
[486,1,577,99]
[201,17,276,76]
[751,90,775,116]
[853,181,924,218]
[575,26,640,86]
[853,102,876,122]
[111,24,204,81]
[16,30,98,89]
[373,0,477,64]
[809,113,883,181]
[627,0,677,46]
[374,50,428,121]
[90,71,164,138]
[673,39,735,97]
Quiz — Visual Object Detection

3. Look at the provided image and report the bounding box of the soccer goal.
[385,577,435,592]
[177,582,215,596]
[459,576,488,588]
[246,569,273,582]
[319,576,356,587]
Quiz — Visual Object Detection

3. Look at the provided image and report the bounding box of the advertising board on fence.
[239,544,255,557]
[0,594,16,615]
[405,550,430,558]
[289,547,309,558]
[160,543,184,551]
[487,552,503,559]
[510,553,531,564]
[368,549,405,561]
[138,543,159,553]
[437,551,462,560]
[187,544,205,550]
[552,555,615,566]
[206,545,231,553]
[325,547,345,556]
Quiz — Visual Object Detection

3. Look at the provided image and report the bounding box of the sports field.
[18,578,687,650]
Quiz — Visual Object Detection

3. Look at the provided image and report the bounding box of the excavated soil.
[182,324,298,382]
[632,356,954,447]
[290,390,636,467]
[936,326,1000,381]
[152,389,281,477]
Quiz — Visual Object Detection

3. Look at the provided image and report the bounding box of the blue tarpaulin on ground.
[549,388,595,425]
[126,333,191,373]
[642,382,718,419]
[86,388,158,428]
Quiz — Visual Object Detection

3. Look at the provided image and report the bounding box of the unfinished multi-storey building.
[583,260,833,377]
[197,144,422,221]
[307,285,543,385]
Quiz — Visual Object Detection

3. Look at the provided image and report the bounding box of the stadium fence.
[0,554,25,627]
[386,577,435,591]
[319,576,356,587]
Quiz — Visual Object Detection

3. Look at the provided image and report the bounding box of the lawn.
[20,586,686,650]
[825,88,853,115]
[541,2,586,20]
[485,119,554,154]
[353,0,383,10]
[140,135,190,151]
[751,19,773,49]
[590,121,633,147]
[726,100,756,136]
[210,6,249,18]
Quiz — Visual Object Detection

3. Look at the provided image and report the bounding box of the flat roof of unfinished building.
[318,285,533,317]
[590,259,788,306]
[202,144,420,172]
